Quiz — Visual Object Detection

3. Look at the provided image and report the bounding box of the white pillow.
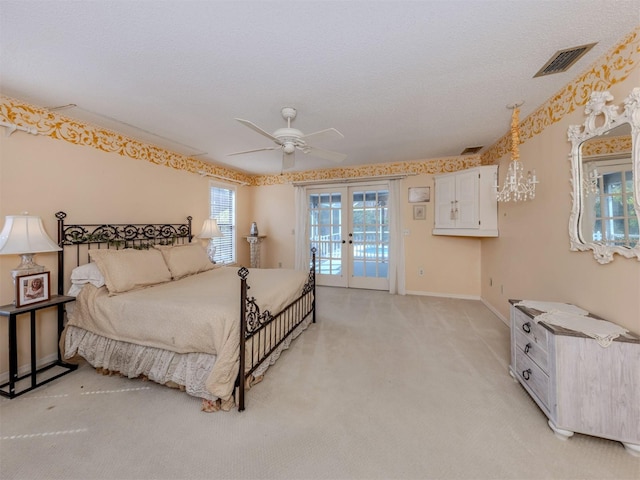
[70,262,105,288]
[67,284,85,297]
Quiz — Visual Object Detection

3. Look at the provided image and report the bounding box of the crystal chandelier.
[495,103,538,202]
[582,167,600,195]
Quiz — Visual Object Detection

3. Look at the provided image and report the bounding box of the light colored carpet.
[0,287,638,480]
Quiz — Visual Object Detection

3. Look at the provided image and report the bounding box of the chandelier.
[582,167,600,195]
[495,103,538,202]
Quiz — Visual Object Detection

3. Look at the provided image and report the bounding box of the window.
[587,159,638,248]
[209,182,236,264]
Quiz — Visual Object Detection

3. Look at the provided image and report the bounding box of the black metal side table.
[0,295,78,398]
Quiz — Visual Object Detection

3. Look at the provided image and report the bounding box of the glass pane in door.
[351,189,389,280]
[309,192,343,276]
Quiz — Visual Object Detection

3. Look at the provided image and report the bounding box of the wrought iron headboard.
[56,211,192,295]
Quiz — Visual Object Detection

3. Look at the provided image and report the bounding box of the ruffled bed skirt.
[62,315,312,412]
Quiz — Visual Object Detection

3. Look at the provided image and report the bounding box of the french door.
[308,184,389,290]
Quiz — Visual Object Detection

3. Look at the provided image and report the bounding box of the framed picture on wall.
[413,205,426,221]
[16,271,51,307]
[408,186,430,203]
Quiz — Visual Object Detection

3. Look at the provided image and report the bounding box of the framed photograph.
[413,205,426,221]
[408,186,430,203]
[16,272,50,307]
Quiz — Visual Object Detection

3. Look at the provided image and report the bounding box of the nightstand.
[0,295,78,398]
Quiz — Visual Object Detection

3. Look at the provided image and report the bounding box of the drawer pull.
[522,322,531,333]
[522,368,532,380]
[524,343,532,354]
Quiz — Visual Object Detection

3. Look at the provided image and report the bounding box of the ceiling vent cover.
[533,42,597,78]
[460,146,483,155]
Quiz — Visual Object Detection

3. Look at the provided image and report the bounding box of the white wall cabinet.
[432,165,498,237]
[509,301,640,456]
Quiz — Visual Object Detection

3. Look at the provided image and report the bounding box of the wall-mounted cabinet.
[432,165,498,237]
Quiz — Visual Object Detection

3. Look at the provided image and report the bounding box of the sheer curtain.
[388,179,406,294]
[294,186,309,271]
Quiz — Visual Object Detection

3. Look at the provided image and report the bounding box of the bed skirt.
[62,315,312,411]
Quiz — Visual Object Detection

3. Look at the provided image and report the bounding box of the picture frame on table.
[413,205,426,221]
[16,271,50,307]
[408,186,430,203]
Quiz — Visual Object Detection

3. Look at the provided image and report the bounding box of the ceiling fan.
[228,107,346,169]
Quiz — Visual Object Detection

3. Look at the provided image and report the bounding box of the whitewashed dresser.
[509,300,640,456]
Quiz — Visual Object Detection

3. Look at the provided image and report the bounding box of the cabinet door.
[455,170,479,229]
[434,174,456,228]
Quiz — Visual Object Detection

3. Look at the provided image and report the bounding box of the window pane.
[610,219,626,245]
[629,219,639,247]
[627,195,636,216]
[604,195,624,217]
[592,219,602,242]
[603,172,622,193]
[209,185,236,264]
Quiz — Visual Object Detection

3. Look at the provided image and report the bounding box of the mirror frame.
[568,88,640,264]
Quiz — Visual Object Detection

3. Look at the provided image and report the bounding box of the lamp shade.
[0,215,61,255]
[197,218,223,239]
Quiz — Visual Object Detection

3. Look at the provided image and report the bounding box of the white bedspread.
[66,267,310,400]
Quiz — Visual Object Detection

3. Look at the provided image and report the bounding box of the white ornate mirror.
[568,88,640,264]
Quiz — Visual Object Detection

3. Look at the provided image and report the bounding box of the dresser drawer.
[515,348,549,410]
[515,329,549,372]
[513,308,548,348]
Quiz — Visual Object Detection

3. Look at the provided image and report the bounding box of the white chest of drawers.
[509,301,640,456]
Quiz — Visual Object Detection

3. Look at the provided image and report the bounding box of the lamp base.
[11,253,45,281]
[206,240,217,264]
[10,254,46,304]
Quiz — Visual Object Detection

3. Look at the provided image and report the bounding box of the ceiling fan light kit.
[228,107,346,170]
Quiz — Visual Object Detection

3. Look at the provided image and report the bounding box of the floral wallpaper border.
[480,27,639,166]
[1,27,637,186]
[581,135,631,157]
[0,97,254,185]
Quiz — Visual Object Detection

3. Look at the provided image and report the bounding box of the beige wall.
[250,174,482,296]
[0,131,249,373]
[482,74,640,332]
[403,174,481,297]
[249,183,296,269]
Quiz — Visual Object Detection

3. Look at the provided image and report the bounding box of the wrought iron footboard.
[236,248,316,411]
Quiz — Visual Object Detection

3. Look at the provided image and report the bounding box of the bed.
[56,212,316,411]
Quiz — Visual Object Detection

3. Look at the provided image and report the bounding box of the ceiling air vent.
[460,146,483,155]
[533,43,597,78]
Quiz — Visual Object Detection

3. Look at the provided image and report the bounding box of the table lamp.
[0,214,62,289]
[197,218,223,263]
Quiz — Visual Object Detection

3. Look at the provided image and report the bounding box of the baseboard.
[480,297,509,326]
[0,353,59,385]
[405,290,481,301]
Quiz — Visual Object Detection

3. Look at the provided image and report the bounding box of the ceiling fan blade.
[301,127,344,143]
[282,151,295,170]
[227,146,280,156]
[235,118,281,143]
[304,146,347,163]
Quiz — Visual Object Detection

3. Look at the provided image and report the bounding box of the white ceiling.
[1,1,638,175]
